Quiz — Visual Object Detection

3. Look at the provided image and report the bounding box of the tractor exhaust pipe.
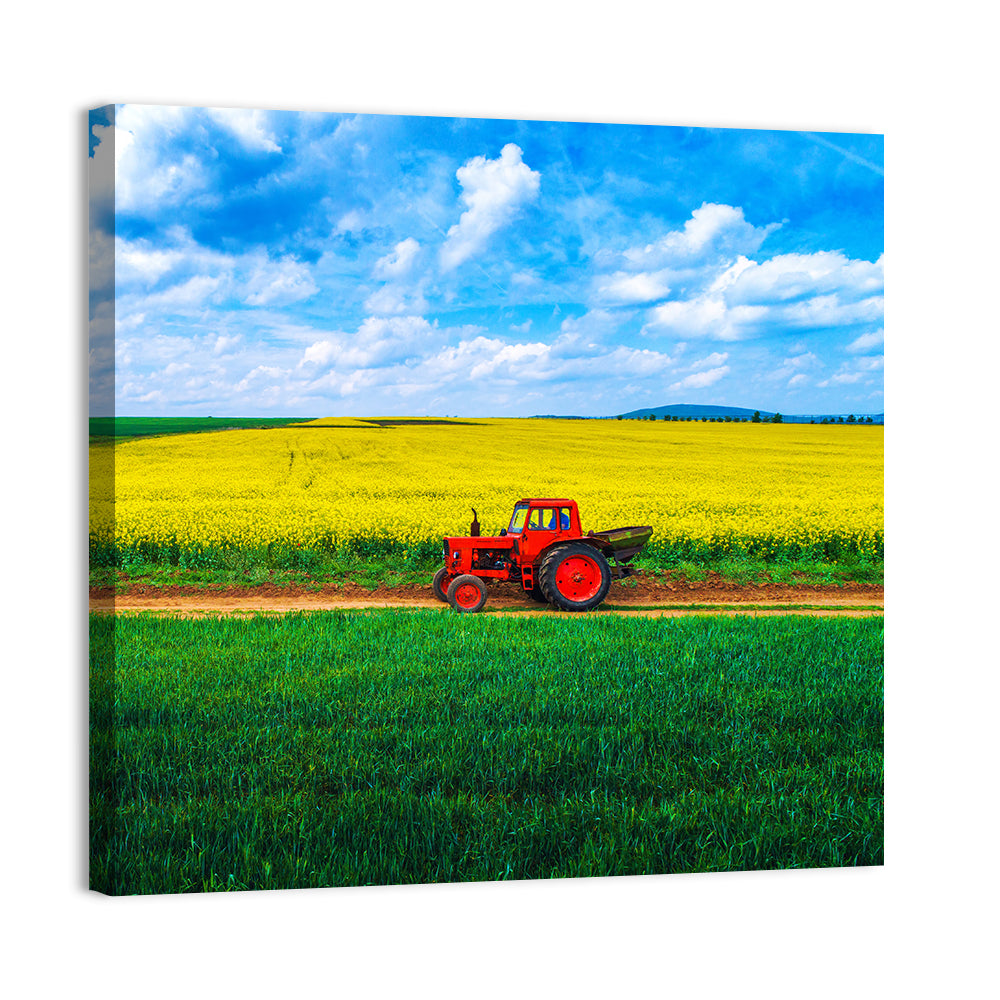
[470,508,481,537]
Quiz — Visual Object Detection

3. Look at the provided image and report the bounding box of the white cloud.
[235,365,288,392]
[300,315,439,370]
[556,309,625,346]
[764,352,822,383]
[645,297,733,339]
[723,251,883,307]
[782,352,821,371]
[596,270,671,304]
[855,355,884,372]
[689,351,729,371]
[470,342,549,379]
[336,210,365,233]
[643,252,883,341]
[373,238,421,279]
[847,328,884,352]
[115,239,184,284]
[611,207,883,345]
[366,238,427,314]
[110,105,281,217]
[206,107,281,153]
[363,284,428,315]
[244,255,318,306]
[115,232,318,321]
[828,371,865,384]
[440,144,541,270]
[817,353,883,387]
[669,365,730,391]
[143,274,223,309]
[112,106,207,212]
[213,334,242,356]
[707,255,756,294]
[301,340,338,367]
[623,203,779,271]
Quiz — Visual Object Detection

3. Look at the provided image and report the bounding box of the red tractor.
[433,498,653,613]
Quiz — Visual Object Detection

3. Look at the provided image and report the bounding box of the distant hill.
[618,404,769,420]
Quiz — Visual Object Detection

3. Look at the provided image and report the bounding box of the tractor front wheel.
[432,566,454,603]
[447,574,488,613]
[538,543,611,612]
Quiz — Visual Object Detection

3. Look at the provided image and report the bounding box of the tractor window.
[557,507,572,530]
[508,504,529,533]
[527,508,557,530]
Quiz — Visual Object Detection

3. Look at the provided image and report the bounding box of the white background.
[4,2,997,996]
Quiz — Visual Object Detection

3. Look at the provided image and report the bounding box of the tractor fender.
[535,535,610,564]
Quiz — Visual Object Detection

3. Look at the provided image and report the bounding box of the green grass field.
[90,611,883,894]
[89,416,316,439]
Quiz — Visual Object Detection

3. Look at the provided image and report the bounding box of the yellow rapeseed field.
[90,418,883,560]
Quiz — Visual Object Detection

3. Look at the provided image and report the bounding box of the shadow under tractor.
[433,498,653,613]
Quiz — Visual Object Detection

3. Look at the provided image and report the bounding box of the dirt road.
[91,575,883,618]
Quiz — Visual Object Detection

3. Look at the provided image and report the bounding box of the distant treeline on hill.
[531,404,884,424]
[617,410,882,425]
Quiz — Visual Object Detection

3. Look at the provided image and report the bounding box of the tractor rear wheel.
[447,574,488,613]
[538,542,611,612]
[432,566,454,603]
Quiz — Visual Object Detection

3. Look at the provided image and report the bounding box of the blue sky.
[89,105,883,417]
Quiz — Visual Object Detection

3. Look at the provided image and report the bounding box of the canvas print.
[89,105,883,895]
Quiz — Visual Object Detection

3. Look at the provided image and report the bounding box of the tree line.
[616,412,878,424]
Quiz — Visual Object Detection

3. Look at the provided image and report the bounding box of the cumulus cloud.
[373,238,421,279]
[206,107,282,153]
[766,352,822,384]
[427,332,673,387]
[366,238,427,314]
[669,365,730,391]
[111,105,208,212]
[364,284,428,315]
[109,105,282,220]
[817,353,883,388]
[688,351,729,371]
[114,232,318,323]
[600,206,885,345]
[623,203,779,271]
[847,328,884,352]
[243,254,318,306]
[470,341,549,379]
[115,239,184,284]
[300,315,439,370]
[213,334,242,356]
[722,251,883,307]
[596,270,671,304]
[235,365,288,392]
[642,248,883,341]
[440,144,541,270]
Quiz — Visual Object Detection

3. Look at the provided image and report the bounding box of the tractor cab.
[507,500,574,534]
[506,498,581,568]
